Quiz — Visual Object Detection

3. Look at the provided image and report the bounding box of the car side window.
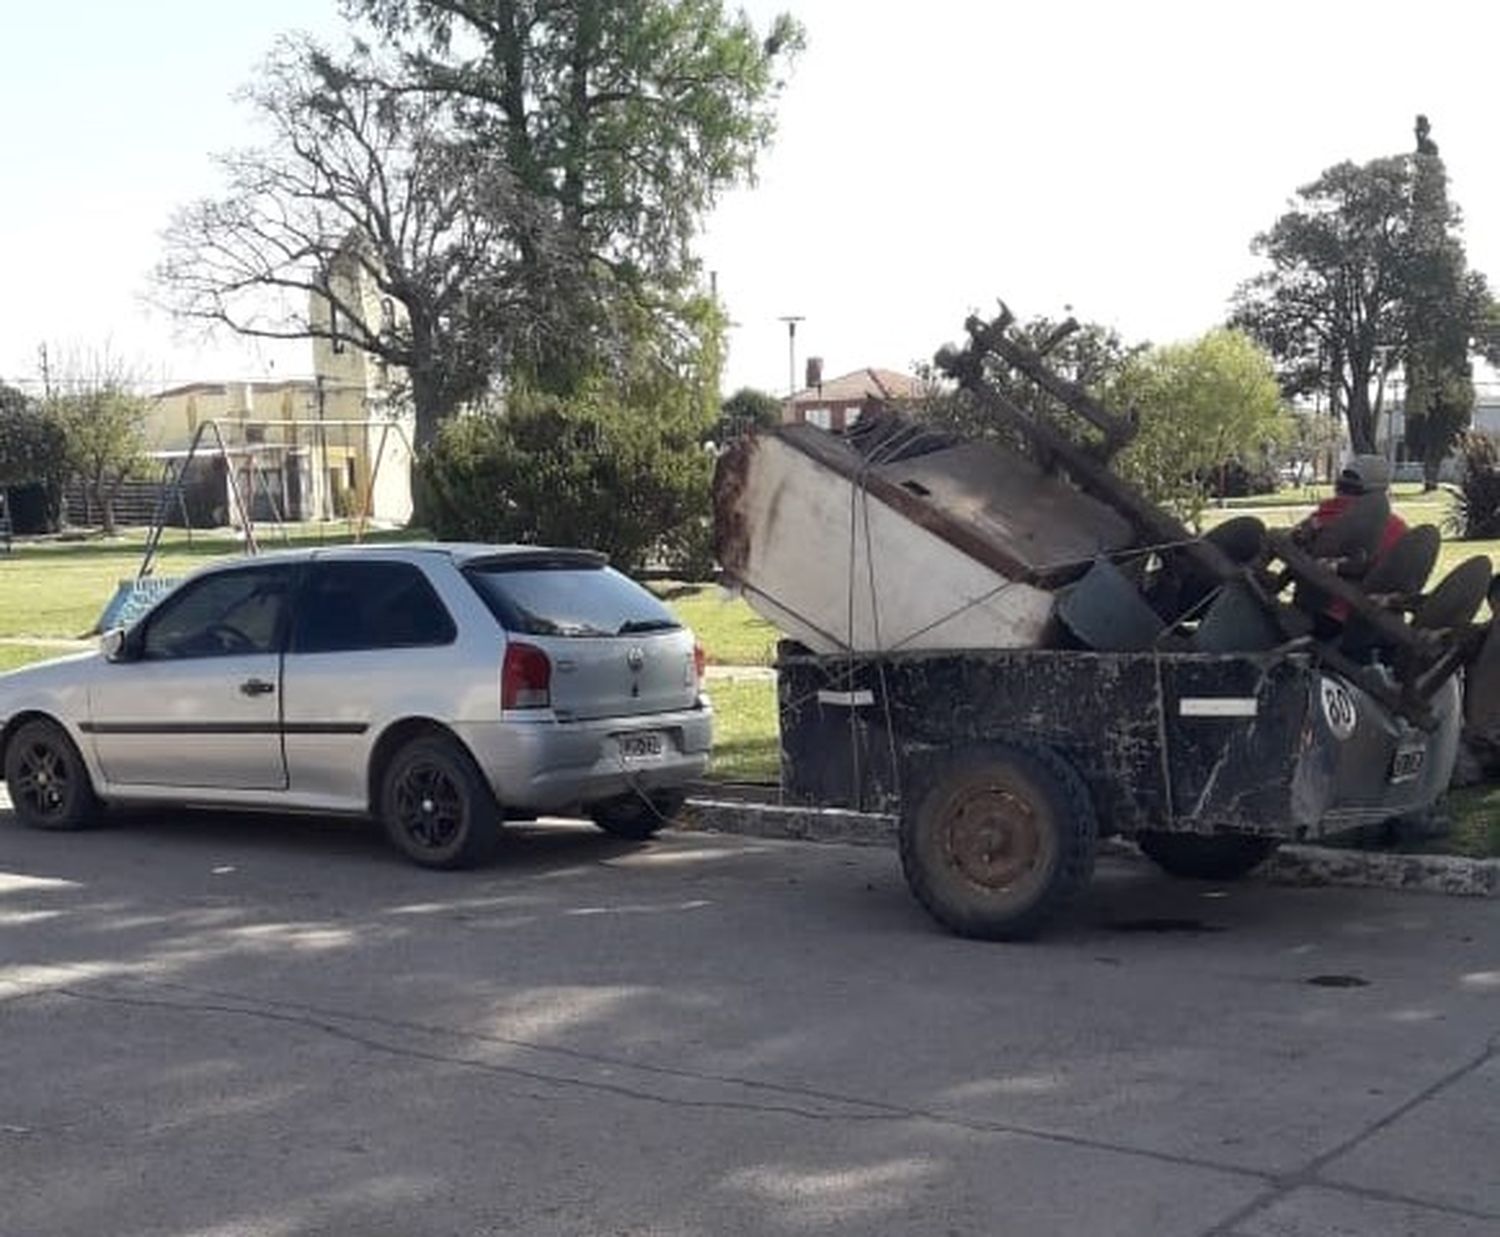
[139,567,291,660]
[292,561,457,654]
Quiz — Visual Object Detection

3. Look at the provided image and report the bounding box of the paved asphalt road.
[1,794,1497,1237]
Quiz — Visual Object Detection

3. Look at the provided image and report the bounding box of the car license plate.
[619,732,665,760]
[1390,744,1425,784]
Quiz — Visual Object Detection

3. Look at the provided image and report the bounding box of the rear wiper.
[617,618,681,634]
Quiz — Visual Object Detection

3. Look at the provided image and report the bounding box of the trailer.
[713,306,1500,939]
[776,644,1461,938]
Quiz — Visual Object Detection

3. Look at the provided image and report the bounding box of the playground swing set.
[96,415,413,633]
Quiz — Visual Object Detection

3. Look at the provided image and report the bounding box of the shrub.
[1451,431,1500,540]
[420,389,714,577]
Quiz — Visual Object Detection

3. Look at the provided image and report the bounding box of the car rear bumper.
[454,704,713,811]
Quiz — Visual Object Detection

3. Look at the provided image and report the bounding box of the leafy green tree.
[0,384,69,528]
[0,381,26,419]
[1232,123,1499,460]
[914,315,1145,445]
[1231,157,1415,454]
[44,361,149,536]
[715,386,782,440]
[352,0,803,388]
[1111,329,1290,528]
[421,295,724,573]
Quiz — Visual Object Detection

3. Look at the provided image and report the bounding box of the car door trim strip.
[79,721,369,736]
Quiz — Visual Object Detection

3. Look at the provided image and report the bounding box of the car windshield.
[464,563,681,638]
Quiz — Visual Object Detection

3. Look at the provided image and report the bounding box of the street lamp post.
[778,315,805,398]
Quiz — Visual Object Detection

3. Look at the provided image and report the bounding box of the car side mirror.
[100,627,131,662]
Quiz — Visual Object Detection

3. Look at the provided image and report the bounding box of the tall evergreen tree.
[1402,115,1485,488]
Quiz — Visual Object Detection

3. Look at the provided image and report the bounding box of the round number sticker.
[1320,678,1358,740]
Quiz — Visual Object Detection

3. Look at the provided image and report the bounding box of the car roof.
[186,542,609,571]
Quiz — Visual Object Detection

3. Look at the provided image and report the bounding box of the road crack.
[30,976,1500,1231]
[1200,1037,1500,1235]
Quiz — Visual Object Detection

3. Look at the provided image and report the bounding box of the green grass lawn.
[0,526,417,640]
[1206,484,1456,532]
[0,534,779,664]
[0,645,82,674]
[1435,786,1500,858]
[652,583,779,667]
[704,677,779,783]
[1,544,224,638]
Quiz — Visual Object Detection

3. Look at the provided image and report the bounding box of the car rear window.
[293,561,457,653]
[464,564,681,638]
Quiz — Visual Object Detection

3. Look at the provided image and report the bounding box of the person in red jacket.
[1293,454,1406,626]
[1295,455,1405,555]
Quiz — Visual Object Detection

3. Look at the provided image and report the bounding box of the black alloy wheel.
[380,735,499,869]
[3,719,99,831]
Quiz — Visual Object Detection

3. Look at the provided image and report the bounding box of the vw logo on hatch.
[626,646,646,672]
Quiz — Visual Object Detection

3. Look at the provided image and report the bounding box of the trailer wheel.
[1135,832,1277,881]
[899,744,1097,941]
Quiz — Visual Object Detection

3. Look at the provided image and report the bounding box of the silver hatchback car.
[0,544,713,866]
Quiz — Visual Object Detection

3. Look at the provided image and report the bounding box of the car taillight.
[502,642,551,710]
[693,639,706,687]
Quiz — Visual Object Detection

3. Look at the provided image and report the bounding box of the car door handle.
[239,678,276,697]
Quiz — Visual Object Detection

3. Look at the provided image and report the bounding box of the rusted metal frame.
[964,312,1136,455]
[940,344,1242,588]
[1266,533,1433,661]
[137,419,259,581]
[1265,532,1476,727]
[943,332,1452,727]
[1410,624,1486,703]
[777,423,1046,587]
[1306,639,1434,730]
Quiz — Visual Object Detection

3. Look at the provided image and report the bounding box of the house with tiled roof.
[783,367,926,432]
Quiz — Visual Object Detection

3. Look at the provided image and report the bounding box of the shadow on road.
[0,803,653,873]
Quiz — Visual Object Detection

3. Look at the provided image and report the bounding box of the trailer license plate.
[1390,745,1425,784]
[619,732,665,760]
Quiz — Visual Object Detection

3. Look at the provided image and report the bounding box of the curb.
[683,796,1500,898]
[682,798,895,848]
[1262,844,1500,898]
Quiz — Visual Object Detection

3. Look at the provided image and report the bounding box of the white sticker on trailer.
[817,689,875,707]
[1179,697,1259,718]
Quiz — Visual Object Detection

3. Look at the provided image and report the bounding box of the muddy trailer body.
[713,308,1493,939]
[775,646,1461,938]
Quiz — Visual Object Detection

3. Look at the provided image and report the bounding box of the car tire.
[899,743,1097,941]
[379,735,500,869]
[590,789,686,840]
[3,718,100,832]
[1135,832,1277,881]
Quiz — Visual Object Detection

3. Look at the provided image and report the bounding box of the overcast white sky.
[4,0,1499,398]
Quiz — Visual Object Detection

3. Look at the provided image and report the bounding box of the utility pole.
[778,315,805,398]
[38,343,52,399]
[315,375,330,521]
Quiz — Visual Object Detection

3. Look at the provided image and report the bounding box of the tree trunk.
[411,379,441,454]
[94,481,116,537]
[1416,449,1440,491]
[408,364,446,532]
[1345,384,1377,454]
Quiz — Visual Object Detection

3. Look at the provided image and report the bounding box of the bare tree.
[157,39,574,450]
